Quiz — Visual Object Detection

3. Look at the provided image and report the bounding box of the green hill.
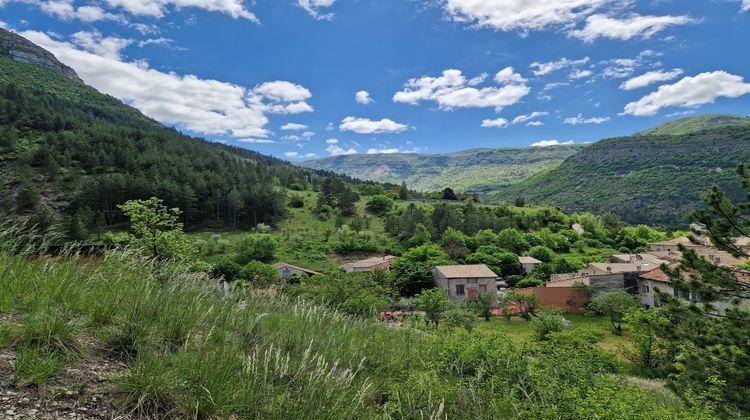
[636,114,750,136]
[0,28,327,229]
[493,120,750,226]
[302,145,583,193]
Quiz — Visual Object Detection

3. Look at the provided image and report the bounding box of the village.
[271,225,750,318]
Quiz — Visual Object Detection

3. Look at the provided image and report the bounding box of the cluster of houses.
[271,232,750,315]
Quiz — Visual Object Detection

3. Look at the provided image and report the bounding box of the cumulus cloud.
[570,14,696,42]
[297,0,336,20]
[531,140,575,147]
[325,138,338,144]
[355,90,373,104]
[284,151,301,158]
[481,117,509,128]
[104,0,258,21]
[339,116,408,134]
[623,71,750,116]
[743,0,750,12]
[21,30,313,140]
[569,69,593,80]
[327,144,358,155]
[281,123,308,131]
[529,57,589,76]
[481,111,547,128]
[238,138,275,144]
[526,121,544,126]
[70,30,132,60]
[440,1,693,42]
[563,114,611,125]
[366,148,401,154]
[620,69,683,90]
[393,67,529,112]
[37,0,123,22]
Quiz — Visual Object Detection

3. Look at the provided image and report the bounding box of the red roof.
[638,268,671,283]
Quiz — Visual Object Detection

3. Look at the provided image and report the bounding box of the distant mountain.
[493,117,750,226]
[302,146,583,193]
[636,114,750,136]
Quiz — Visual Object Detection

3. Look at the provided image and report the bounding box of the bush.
[365,195,394,216]
[234,234,277,263]
[210,258,242,281]
[531,312,567,340]
[237,261,280,287]
[516,278,543,288]
[443,308,476,332]
[528,246,555,263]
[288,195,305,208]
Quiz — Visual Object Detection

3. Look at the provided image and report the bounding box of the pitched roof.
[638,268,671,283]
[589,262,662,274]
[272,262,321,275]
[650,237,694,247]
[519,256,542,264]
[341,255,396,269]
[433,264,498,279]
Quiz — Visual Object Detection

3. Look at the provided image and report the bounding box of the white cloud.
[366,148,401,154]
[281,123,308,131]
[570,14,695,42]
[253,81,312,103]
[355,90,373,105]
[620,69,684,90]
[339,116,408,134]
[526,121,544,126]
[284,151,301,158]
[511,111,548,125]
[442,0,604,34]
[442,1,694,43]
[21,30,313,140]
[297,0,336,20]
[531,140,575,147]
[325,138,338,144]
[543,82,570,91]
[238,138,275,144]
[137,37,183,50]
[393,67,529,112]
[529,57,589,76]
[481,117,509,128]
[743,0,750,12]
[304,153,318,158]
[563,113,611,125]
[568,69,593,80]
[481,111,548,128]
[327,144,358,155]
[71,30,132,60]
[623,71,750,116]
[36,0,123,22]
[104,0,258,21]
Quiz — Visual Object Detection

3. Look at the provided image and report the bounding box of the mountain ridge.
[0,28,82,84]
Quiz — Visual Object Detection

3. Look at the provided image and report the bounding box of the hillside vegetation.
[303,146,582,193]
[636,114,750,136]
[0,238,701,418]
[493,123,750,226]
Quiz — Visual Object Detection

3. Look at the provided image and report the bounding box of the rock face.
[0,28,83,84]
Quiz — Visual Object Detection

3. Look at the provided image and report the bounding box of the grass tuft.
[13,345,65,387]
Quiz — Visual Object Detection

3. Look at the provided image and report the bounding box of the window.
[641,285,650,293]
[479,284,487,293]
[456,284,465,296]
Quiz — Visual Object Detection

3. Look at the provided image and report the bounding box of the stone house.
[519,256,542,275]
[272,262,321,284]
[341,255,396,273]
[432,264,498,302]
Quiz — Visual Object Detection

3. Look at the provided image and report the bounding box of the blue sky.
[1,0,750,159]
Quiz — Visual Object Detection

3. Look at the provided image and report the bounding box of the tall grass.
[0,228,706,418]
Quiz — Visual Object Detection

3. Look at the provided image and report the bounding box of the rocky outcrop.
[0,28,83,84]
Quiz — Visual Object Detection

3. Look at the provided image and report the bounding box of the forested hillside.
[493,122,750,226]
[303,146,583,192]
[0,29,334,230]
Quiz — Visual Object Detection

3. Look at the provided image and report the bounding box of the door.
[467,288,478,301]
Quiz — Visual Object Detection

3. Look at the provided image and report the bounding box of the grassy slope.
[492,124,750,226]
[0,246,698,418]
[636,114,750,136]
[302,146,583,192]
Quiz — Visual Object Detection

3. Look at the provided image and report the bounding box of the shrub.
[365,195,394,216]
[115,353,183,418]
[288,195,305,208]
[210,258,242,281]
[237,261,280,287]
[234,234,277,263]
[588,290,639,334]
[528,245,555,263]
[531,312,567,341]
[516,277,543,289]
[443,308,476,332]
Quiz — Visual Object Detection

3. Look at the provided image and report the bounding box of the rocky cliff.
[0,28,83,84]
